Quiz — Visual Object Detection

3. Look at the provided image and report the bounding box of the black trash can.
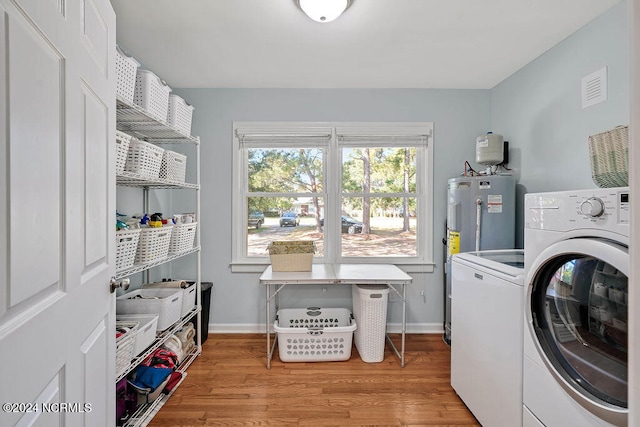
[189,282,213,344]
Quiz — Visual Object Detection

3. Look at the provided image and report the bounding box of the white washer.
[523,187,629,427]
[451,249,525,427]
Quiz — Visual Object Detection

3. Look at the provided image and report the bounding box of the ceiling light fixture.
[296,0,352,23]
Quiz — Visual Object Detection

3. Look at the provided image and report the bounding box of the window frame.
[231,122,434,273]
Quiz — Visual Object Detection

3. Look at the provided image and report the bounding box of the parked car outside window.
[320,215,363,234]
[279,211,300,227]
[248,210,265,228]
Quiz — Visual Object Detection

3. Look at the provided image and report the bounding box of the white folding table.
[259,263,412,368]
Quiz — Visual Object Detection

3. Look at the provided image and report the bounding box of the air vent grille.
[582,67,608,108]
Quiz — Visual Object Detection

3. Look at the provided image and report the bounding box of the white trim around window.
[231,122,435,273]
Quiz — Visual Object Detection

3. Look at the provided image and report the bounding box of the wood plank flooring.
[148,334,479,426]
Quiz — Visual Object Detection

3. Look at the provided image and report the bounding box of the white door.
[0,1,115,426]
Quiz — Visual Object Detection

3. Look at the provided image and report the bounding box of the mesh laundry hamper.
[352,284,389,363]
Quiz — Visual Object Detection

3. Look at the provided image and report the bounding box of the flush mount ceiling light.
[296,0,352,23]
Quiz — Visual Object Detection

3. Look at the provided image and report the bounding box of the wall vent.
[582,67,607,108]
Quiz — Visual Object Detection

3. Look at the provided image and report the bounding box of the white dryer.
[523,187,629,427]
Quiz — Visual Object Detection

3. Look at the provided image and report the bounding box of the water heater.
[443,174,516,344]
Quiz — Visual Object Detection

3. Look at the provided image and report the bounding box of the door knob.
[110,277,130,293]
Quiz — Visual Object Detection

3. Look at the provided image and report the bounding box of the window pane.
[340,197,417,257]
[248,148,323,193]
[247,196,324,257]
[342,147,416,193]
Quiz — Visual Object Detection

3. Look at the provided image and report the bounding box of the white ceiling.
[110,0,620,90]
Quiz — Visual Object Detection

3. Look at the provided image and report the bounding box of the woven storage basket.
[116,321,139,378]
[274,307,356,362]
[352,285,389,363]
[168,222,197,255]
[159,150,187,182]
[115,131,132,175]
[115,46,140,104]
[133,69,171,123]
[116,228,141,271]
[588,125,629,188]
[167,94,194,136]
[124,138,165,179]
[268,241,315,272]
[135,226,172,264]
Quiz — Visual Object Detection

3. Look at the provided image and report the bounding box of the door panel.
[83,87,109,269]
[0,1,115,426]
[8,10,62,305]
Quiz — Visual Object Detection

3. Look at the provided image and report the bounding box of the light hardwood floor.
[148,333,479,426]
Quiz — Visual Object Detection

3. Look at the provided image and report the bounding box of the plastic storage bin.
[116,321,139,378]
[168,222,197,255]
[116,228,141,271]
[116,288,183,331]
[159,150,187,182]
[135,226,173,264]
[124,138,165,180]
[142,281,196,318]
[115,131,132,175]
[116,314,159,357]
[352,285,389,363]
[115,46,140,104]
[167,94,194,136]
[133,69,172,123]
[273,307,356,362]
[189,281,212,344]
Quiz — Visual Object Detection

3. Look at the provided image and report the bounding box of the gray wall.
[170,89,490,331]
[491,0,629,247]
[165,0,628,331]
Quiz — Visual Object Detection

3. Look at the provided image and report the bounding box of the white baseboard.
[209,323,444,334]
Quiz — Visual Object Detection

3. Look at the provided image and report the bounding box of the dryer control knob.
[580,197,605,217]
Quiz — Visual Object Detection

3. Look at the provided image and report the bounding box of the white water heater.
[476,132,504,165]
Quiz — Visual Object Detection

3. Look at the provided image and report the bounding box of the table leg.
[266,283,271,369]
[401,282,406,367]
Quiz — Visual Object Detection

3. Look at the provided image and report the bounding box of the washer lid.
[454,249,525,277]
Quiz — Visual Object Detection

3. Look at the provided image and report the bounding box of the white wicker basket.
[116,228,141,271]
[133,69,171,123]
[124,139,165,179]
[115,46,140,104]
[135,226,172,264]
[167,94,194,136]
[270,253,313,272]
[159,150,187,182]
[116,289,183,331]
[274,308,356,362]
[115,131,132,175]
[588,125,629,188]
[116,321,139,378]
[352,285,389,363]
[168,222,197,255]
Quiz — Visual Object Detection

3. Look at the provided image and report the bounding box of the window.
[232,122,434,272]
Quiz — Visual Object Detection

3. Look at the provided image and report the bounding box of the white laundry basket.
[352,285,389,363]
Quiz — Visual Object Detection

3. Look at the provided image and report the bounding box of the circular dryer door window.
[530,245,627,410]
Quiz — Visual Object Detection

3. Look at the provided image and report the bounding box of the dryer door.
[526,238,628,425]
